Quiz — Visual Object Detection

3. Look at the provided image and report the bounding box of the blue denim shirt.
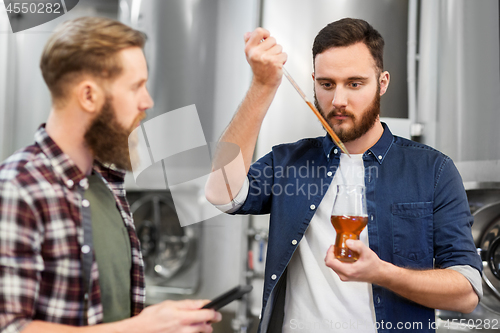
[234,123,482,333]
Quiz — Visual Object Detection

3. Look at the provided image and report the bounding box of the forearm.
[221,80,278,170]
[376,262,479,313]
[206,80,278,205]
[206,27,286,205]
[21,319,129,333]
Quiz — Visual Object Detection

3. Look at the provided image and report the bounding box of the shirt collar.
[365,122,394,164]
[35,124,87,189]
[322,122,394,164]
[93,160,126,185]
[322,132,337,158]
[34,124,126,190]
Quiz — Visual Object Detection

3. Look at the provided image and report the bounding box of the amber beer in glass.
[331,185,368,262]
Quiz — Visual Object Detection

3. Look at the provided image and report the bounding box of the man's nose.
[141,89,154,110]
[331,87,348,109]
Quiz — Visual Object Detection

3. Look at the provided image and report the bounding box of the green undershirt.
[84,174,131,323]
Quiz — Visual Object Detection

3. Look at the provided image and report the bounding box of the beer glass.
[330,185,368,262]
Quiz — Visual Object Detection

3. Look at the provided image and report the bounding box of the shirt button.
[82,199,90,208]
[378,155,383,160]
[81,245,91,254]
[292,240,297,245]
[271,274,277,280]
[377,296,381,304]
[334,149,338,154]
[371,215,374,221]
[310,204,316,210]
[66,180,74,188]
[327,171,333,177]
[79,178,88,189]
[327,154,330,159]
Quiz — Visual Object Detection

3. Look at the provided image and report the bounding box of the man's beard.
[314,87,380,143]
[84,96,143,171]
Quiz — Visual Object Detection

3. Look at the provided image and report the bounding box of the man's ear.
[75,80,105,114]
[379,71,390,96]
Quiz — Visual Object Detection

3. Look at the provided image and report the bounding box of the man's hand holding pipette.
[205,28,287,206]
[244,28,287,89]
[243,28,350,156]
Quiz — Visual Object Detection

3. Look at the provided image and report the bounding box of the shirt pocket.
[392,201,433,262]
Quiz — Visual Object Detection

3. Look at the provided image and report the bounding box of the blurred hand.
[244,28,287,88]
[128,299,222,333]
[324,240,386,284]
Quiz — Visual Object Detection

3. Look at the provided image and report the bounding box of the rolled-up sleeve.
[231,151,275,216]
[214,177,249,213]
[446,265,483,300]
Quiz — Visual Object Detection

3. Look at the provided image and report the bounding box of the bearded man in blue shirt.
[206,18,482,333]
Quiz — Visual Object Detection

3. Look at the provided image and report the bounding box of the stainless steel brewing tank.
[436,183,500,332]
[469,184,500,315]
[126,190,202,302]
[119,0,256,317]
[120,0,218,141]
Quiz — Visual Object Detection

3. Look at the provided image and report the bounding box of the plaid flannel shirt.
[0,125,145,332]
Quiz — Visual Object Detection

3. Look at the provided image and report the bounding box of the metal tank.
[0,0,120,161]
[416,0,500,163]
[119,1,259,331]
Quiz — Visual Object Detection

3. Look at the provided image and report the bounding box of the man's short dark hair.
[312,18,384,72]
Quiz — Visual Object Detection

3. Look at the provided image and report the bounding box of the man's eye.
[321,83,332,89]
[350,83,360,88]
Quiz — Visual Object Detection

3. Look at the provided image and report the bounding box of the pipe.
[130,0,142,27]
[407,0,418,126]
[416,0,440,147]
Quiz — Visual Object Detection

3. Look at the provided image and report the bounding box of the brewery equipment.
[436,183,500,332]
[126,190,202,301]
[471,184,500,315]
[119,1,256,331]
[416,1,500,330]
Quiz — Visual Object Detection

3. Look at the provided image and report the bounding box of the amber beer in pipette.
[330,185,368,262]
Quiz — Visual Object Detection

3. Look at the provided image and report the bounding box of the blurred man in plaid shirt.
[0,16,220,333]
